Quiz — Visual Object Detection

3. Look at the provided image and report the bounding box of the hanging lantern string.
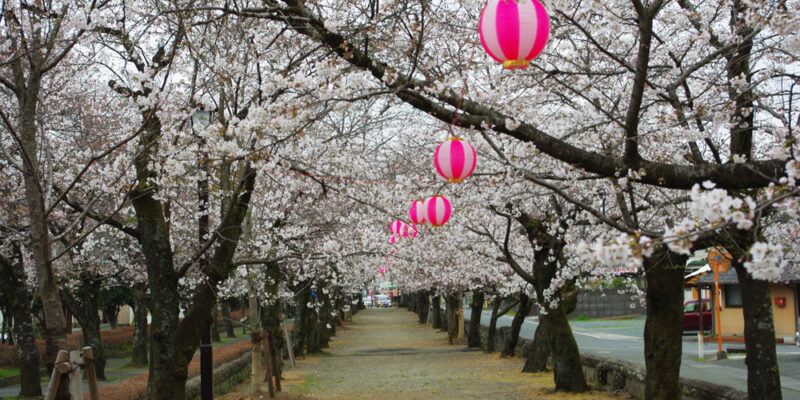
[263,167,501,188]
[448,79,468,139]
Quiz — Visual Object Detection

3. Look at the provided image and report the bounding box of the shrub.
[0,345,16,365]
[0,326,138,367]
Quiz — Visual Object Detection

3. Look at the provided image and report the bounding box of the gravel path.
[269,308,626,400]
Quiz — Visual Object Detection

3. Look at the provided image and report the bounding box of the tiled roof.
[695,268,739,285]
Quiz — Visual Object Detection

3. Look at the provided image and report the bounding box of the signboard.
[707,247,732,274]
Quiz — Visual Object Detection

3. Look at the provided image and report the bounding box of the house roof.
[695,268,739,285]
[687,259,708,267]
[686,265,711,280]
[695,264,800,285]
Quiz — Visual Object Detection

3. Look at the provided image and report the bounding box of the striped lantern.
[401,223,418,238]
[409,200,427,224]
[479,0,550,70]
[424,195,452,226]
[390,220,406,236]
[434,138,477,183]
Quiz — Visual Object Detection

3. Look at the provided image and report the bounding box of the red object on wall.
[774,297,786,307]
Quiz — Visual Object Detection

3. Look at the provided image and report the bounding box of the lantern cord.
[448,79,468,139]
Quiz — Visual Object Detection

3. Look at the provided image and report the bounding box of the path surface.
[267,308,624,400]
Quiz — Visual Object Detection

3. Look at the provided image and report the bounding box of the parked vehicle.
[375,294,391,308]
[363,296,373,307]
[683,299,712,332]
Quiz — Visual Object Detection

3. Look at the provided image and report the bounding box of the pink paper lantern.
[434,138,477,183]
[390,235,397,244]
[390,220,405,236]
[424,195,452,226]
[409,200,427,224]
[401,223,419,238]
[479,0,550,70]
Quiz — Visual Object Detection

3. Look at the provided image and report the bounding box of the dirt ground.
[220,308,629,400]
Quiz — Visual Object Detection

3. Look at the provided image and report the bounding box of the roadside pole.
[708,247,729,359]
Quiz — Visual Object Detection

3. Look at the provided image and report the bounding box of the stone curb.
[186,351,252,400]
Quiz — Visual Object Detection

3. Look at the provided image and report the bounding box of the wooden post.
[282,321,295,367]
[44,350,70,400]
[82,346,100,400]
[248,279,263,393]
[262,332,275,398]
[268,331,282,391]
[69,350,84,400]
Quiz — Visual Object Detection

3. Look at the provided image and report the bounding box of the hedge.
[0,327,136,366]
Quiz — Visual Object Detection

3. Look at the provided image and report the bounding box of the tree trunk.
[487,296,502,353]
[431,295,442,330]
[306,296,321,354]
[468,291,484,348]
[418,291,430,324]
[129,283,149,367]
[0,249,42,397]
[132,188,184,400]
[61,273,107,381]
[318,289,332,349]
[524,285,577,374]
[501,292,529,357]
[643,250,686,400]
[129,106,256,399]
[541,303,586,392]
[523,314,550,372]
[294,289,308,357]
[81,309,108,380]
[261,261,284,373]
[356,293,364,311]
[733,262,782,399]
[104,305,119,329]
[18,85,71,400]
[221,300,236,338]
[446,293,458,344]
[14,301,41,397]
[211,307,222,343]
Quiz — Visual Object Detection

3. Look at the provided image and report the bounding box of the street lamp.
[192,109,215,400]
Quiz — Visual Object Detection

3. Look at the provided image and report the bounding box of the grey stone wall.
[570,290,644,319]
[463,318,747,400]
[186,352,252,399]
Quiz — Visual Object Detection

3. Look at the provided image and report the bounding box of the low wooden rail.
[44,346,99,400]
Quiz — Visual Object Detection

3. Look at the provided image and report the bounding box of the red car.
[683,299,712,332]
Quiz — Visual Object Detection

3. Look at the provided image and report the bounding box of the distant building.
[691,263,799,343]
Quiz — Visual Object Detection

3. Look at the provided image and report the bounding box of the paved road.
[467,308,800,399]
